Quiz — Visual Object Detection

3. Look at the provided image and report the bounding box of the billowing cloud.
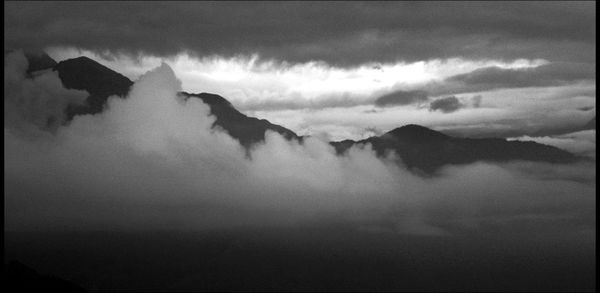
[4,59,595,243]
[4,51,87,133]
[429,96,463,113]
[5,2,595,66]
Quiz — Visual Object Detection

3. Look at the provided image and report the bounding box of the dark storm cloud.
[4,1,596,66]
[374,90,428,107]
[429,96,463,113]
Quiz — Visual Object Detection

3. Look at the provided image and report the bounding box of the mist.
[4,52,595,241]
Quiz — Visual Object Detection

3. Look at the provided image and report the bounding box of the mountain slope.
[42,55,300,147]
[331,124,578,173]
[181,92,300,147]
[24,53,579,172]
[53,56,134,117]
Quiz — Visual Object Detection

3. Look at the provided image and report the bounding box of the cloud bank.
[4,54,595,242]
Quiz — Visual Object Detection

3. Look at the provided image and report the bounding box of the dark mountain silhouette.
[52,56,134,118]
[22,52,579,172]
[332,124,578,173]
[4,260,87,292]
[32,54,300,148]
[180,92,300,148]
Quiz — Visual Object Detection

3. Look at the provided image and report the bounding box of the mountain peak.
[384,124,449,142]
[53,56,133,93]
[65,55,93,62]
[35,53,579,174]
[180,92,233,108]
[54,56,133,116]
[55,56,126,76]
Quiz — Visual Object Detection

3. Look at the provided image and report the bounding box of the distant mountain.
[181,92,300,148]
[22,52,580,172]
[23,54,300,147]
[52,56,134,117]
[332,124,578,173]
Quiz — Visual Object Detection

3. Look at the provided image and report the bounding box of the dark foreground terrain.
[4,225,595,292]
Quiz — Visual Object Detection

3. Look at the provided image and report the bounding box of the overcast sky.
[4,1,596,141]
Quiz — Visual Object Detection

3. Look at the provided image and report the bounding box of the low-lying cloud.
[429,96,463,113]
[374,90,429,107]
[4,53,595,242]
[444,62,595,93]
[511,130,597,159]
[4,51,87,133]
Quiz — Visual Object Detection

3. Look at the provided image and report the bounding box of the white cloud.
[45,47,546,111]
[4,50,87,134]
[4,59,595,242]
[511,130,596,159]
[42,47,595,140]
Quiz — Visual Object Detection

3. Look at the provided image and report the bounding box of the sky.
[3,1,596,236]
[4,1,595,141]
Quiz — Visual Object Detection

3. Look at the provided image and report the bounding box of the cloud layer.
[375,90,428,107]
[5,2,595,65]
[4,53,595,243]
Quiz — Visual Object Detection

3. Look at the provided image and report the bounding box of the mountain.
[331,124,578,173]
[23,50,57,74]
[22,53,580,173]
[181,92,300,148]
[29,54,300,147]
[52,56,134,118]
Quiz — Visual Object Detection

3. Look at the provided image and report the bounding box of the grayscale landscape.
[4,1,596,292]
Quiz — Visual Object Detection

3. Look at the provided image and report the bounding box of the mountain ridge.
[332,127,578,173]
[21,52,583,173]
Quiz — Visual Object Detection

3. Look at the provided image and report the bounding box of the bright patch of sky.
[46,47,546,108]
[45,47,593,141]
